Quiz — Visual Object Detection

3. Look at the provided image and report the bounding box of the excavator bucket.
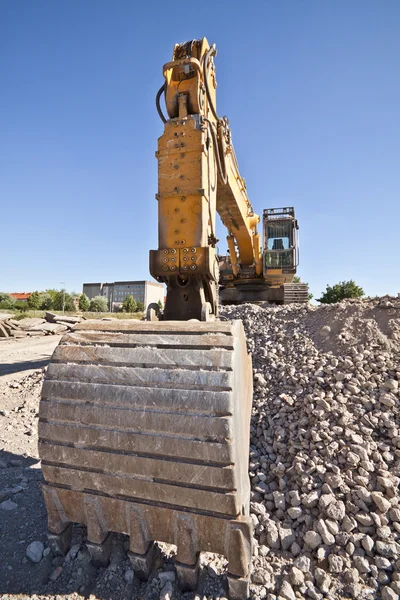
[38,319,253,598]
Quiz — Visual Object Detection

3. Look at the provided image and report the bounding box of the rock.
[306,584,323,600]
[253,569,272,586]
[65,543,80,561]
[325,500,345,521]
[304,531,322,550]
[391,581,400,595]
[355,513,373,526]
[290,566,305,586]
[371,492,391,513]
[49,566,63,581]
[381,586,398,600]
[289,491,301,507]
[377,526,392,539]
[345,582,362,598]
[302,490,319,508]
[273,491,286,510]
[287,506,302,519]
[361,535,374,553]
[0,499,18,510]
[328,554,344,573]
[294,556,311,573]
[390,507,400,522]
[375,556,392,570]
[314,568,331,593]
[124,569,134,584]
[279,581,296,600]
[384,379,399,392]
[266,526,280,549]
[353,556,370,574]
[343,568,359,584]
[279,527,295,551]
[316,519,335,545]
[26,541,44,563]
[290,542,301,556]
[376,541,399,558]
[324,473,342,489]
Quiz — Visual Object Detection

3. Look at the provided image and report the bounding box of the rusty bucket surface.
[38,319,253,598]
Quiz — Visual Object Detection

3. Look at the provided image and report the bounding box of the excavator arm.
[150,38,262,320]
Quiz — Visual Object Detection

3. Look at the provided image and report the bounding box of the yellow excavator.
[38,38,307,599]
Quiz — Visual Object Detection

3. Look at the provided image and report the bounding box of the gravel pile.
[222,296,400,600]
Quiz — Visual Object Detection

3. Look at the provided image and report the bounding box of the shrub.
[89,295,109,312]
[14,301,28,311]
[40,293,53,310]
[27,291,41,309]
[78,293,90,311]
[122,295,137,313]
[317,280,364,304]
[136,301,144,312]
[0,293,15,309]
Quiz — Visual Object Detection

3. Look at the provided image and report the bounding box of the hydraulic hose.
[156,84,167,123]
[202,45,219,121]
[203,118,228,185]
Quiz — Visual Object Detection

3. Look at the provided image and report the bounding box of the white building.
[82,280,164,311]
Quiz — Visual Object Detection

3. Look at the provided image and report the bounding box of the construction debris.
[0,313,85,339]
[222,295,400,600]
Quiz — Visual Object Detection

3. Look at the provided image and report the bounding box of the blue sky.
[1,0,399,300]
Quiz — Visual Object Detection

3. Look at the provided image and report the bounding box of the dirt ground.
[0,336,61,382]
[0,337,231,600]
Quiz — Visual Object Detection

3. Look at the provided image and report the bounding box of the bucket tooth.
[128,541,160,580]
[87,533,113,567]
[226,518,252,578]
[84,496,109,545]
[126,505,150,555]
[174,514,200,590]
[174,514,198,565]
[47,523,73,556]
[42,484,70,535]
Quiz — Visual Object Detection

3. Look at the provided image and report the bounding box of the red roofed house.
[10,293,31,302]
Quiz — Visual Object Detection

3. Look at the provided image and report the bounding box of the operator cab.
[263,207,299,275]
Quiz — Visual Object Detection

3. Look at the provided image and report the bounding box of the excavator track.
[38,319,253,598]
[219,282,309,305]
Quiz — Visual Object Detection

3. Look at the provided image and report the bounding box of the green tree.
[14,300,28,311]
[136,301,144,312]
[89,295,109,312]
[53,291,75,312]
[44,289,58,304]
[122,295,137,313]
[27,291,41,309]
[293,276,313,301]
[0,293,15,309]
[317,280,364,304]
[40,293,53,310]
[78,293,90,311]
